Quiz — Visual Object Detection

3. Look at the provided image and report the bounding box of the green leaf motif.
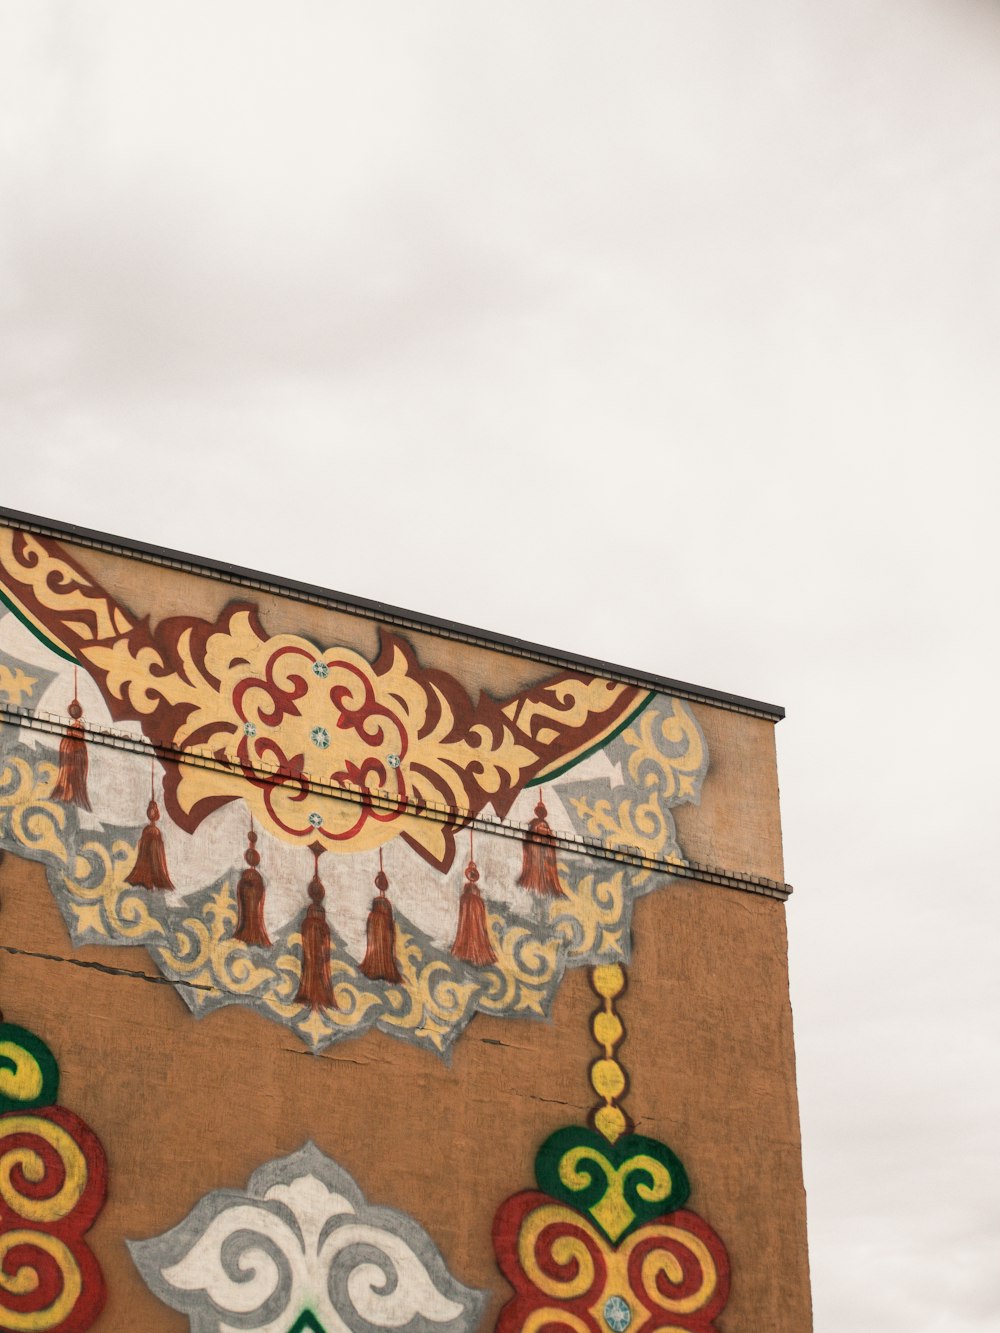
[288,1313,327,1333]
[0,1022,59,1113]
[535,1126,690,1243]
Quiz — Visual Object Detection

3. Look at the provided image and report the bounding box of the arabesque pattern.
[0,1023,107,1332]
[128,1142,486,1333]
[492,966,731,1332]
[0,525,708,1056]
[0,528,651,870]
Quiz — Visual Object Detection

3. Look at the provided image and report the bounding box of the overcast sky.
[2,2,998,1328]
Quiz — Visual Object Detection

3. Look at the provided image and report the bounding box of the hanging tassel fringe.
[359,859,402,983]
[234,823,270,947]
[517,793,566,897]
[52,684,91,811]
[126,780,174,891]
[451,855,496,966]
[295,849,336,1010]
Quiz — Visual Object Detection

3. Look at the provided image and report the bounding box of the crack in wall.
[0,941,215,993]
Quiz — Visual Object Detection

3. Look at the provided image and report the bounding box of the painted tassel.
[234,821,270,947]
[294,846,336,1010]
[451,841,496,966]
[52,674,91,810]
[125,773,174,891]
[517,792,566,897]
[359,851,402,983]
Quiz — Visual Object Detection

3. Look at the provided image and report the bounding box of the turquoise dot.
[310,726,330,749]
[312,662,329,678]
[308,812,323,828]
[243,722,257,737]
[604,1297,631,1332]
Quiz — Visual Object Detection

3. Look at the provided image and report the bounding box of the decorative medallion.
[0,1021,108,1332]
[533,1125,689,1244]
[604,1294,632,1331]
[492,967,731,1332]
[0,529,655,867]
[129,1142,486,1333]
[0,526,709,1056]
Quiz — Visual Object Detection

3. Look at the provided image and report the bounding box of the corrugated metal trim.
[0,708,792,902]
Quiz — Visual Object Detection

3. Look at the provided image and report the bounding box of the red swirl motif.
[0,1106,107,1331]
[233,645,410,841]
[494,1192,605,1333]
[0,531,648,870]
[626,1211,729,1328]
[493,1191,729,1333]
[232,644,312,729]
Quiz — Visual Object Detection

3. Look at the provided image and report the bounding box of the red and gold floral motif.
[0,529,649,870]
[493,1192,729,1333]
[492,968,731,1333]
[0,1026,107,1332]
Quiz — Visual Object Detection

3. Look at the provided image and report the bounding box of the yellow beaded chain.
[589,963,632,1144]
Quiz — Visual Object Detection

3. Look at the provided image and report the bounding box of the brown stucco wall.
[0,532,811,1331]
[0,844,811,1332]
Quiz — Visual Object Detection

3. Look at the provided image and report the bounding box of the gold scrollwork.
[549,869,628,963]
[0,756,69,867]
[478,920,561,1017]
[378,932,481,1050]
[61,838,165,943]
[0,665,38,706]
[568,700,703,862]
[0,693,704,1056]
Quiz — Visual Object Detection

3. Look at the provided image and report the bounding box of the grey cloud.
[2,3,999,1327]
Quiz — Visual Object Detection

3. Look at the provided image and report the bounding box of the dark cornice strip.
[0,506,785,722]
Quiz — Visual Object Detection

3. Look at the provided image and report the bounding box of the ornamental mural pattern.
[0,1020,108,1332]
[492,967,731,1333]
[0,528,708,1055]
[129,1143,486,1333]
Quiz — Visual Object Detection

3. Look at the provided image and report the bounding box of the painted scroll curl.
[129,1143,486,1333]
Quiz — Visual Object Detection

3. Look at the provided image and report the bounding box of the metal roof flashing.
[0,506,785,722]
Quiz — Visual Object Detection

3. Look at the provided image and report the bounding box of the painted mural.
[124,966,733,1333]
[129,1143,486,1333]
[492,968,731,1333]
[0,527,708,1055]
[0,1019,108,1331]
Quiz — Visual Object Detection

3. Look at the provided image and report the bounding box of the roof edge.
[0,506,785,722]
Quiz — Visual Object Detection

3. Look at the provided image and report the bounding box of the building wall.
[0,518,811,1332]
